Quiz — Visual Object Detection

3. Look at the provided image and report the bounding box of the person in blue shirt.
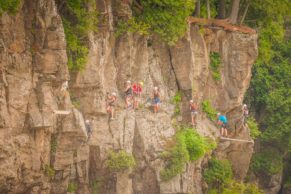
[217,113,228,137]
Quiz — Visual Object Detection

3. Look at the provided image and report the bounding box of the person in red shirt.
[132,81,143,109]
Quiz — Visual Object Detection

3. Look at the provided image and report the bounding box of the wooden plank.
[220,137,253,143]
[53,110,71,115]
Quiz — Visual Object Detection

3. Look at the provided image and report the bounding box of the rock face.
[0,0,258,194]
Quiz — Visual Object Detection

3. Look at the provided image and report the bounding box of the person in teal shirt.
[217,113,228,137]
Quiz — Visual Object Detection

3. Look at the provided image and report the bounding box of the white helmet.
[112,92,117,96]
[126,80,131,84]
[243,104,247,107]
[190,100,193,103]
[217,112,221,116]
[85,120,90,123]
[154,86,158,90]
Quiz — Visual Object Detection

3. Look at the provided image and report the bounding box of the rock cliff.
[0,0,258,193]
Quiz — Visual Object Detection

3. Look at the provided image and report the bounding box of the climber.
[217,113,228,137]
[242,104,249,125]
[132,81,143,109]
[85,119,92,141]
[124,80,133,109]
[106,92,117,120]
[189,100,198,126]
[152,86,161,113]
[61,81,68,92]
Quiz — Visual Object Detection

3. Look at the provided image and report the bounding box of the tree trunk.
[206,0,210,19]
[229,0,240,24]
[193,0,201,17]
[239,0,250,25]
[217,0,226,19]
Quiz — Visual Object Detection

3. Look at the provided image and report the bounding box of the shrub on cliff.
[210,52,221,81]
[106,150,136,172]
[202,100,218,121]
[117,0,195,44]
[203,158,233,188]
[59,0,98,71]
[247,117,261,139]
[160,127,216,181]
[250,149,283,175]
[0,0,20,15]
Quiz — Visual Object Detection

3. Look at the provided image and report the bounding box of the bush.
[251,149,283,175]
[202,100,218,121]
[60,0,98,71]
[222,181,263,194]
[50,136,57,153]
[44,164,55,178]
[160,127,216,181]
[67,182,78,192]
[203,158,233,188]
[118,0,195,44]
[171,92,182,115]
[91,177,103,194]
[106,150,136,172]
[0,0,20,15]
[247,117,261,139]
[210,52,221,81]
[183,128,216,161]
[160,131,189,181]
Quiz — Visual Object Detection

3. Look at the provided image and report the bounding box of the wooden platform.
[53,110,71,115]
[220,137,253,143]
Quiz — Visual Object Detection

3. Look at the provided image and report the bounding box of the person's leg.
[220,127,223,136]
[111,107,114,119]
[224,128,228,137]
[191,114,194,125]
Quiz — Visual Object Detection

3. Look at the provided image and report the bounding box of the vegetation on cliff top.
[160,127,216,181]
[0,0,20,15]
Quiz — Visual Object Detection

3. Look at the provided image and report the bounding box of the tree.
[229,0,240,24]
[193,0,201,17]
[206,0,211,19]
[217,0,226,19]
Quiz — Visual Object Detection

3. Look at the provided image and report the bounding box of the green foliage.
[183,128,216,161]
[247,117,261,139]
[160,127,216,181]
[284,177,291,188]
[61,0,98,71]
[203,158,233,188]
[171,92,182,115]
[209,52,221,81]
[44,164,55,178]
[202,100,218,121]
[245,0,291,65]
[200,0,218,19]
[106,150,136,172]
[250,149,283,175]
[0,0,20,15]
[119,0,195,44]
[91,178,103,194]
[50,136,57,153]
[160,130,189,181]
[67,182,78,192]
[115,18,150,37]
